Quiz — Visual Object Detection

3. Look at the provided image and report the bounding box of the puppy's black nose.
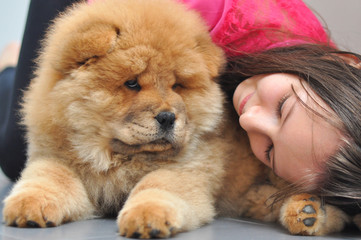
[155,112,175,130]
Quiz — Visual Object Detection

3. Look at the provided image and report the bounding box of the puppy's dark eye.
[172,83,183,90]
[124,79,141,91]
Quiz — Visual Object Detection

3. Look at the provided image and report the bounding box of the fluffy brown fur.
[2,0,349,238]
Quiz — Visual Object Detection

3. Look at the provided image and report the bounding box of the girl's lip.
[238,92,254,115]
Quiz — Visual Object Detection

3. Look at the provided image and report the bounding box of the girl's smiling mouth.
[238,92,254,115]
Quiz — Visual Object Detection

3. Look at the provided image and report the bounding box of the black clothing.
[0,0,78,181]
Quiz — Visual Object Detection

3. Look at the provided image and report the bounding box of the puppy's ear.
[53,23,120,73]
[196,33,226,79]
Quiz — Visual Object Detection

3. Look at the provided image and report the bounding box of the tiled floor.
[0,172,359,240]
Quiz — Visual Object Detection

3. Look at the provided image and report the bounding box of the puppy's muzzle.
[155,111,175,131]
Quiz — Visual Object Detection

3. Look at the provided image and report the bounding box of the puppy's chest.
[82,159,173,215]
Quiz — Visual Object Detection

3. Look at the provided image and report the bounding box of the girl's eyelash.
[265,143,273,163]
[267,94,290,167]
[277,94,290,118]
[265,94,290,167]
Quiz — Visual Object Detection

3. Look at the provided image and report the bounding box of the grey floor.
[0,172,359,240]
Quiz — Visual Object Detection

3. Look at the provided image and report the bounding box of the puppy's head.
[33,0,225,171]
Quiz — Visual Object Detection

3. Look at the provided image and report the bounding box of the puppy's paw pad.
[302,205,316,214]
[26,220,41,228]
[302,217,316,227]
[280,193,324,235]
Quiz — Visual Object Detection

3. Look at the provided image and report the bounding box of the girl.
[181,0,361,219]
[223,44,361,213]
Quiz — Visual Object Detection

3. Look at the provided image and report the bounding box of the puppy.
[2,0,349,237]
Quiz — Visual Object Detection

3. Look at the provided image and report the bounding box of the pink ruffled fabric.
[89,0,333,56]
[175,0,233,38]
[178,0,333,56]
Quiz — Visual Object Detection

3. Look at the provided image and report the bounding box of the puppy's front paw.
[117,200,181,238]
[3,188,67,228]
[280,193,325,235]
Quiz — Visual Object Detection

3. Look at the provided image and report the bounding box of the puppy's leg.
[117,168,216,238]
[239,184,282,222]
[280,193,350,235]
[3,159,94,227]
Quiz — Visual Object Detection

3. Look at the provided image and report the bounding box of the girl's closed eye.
[265,93,291,166]
[265,143,273,164]
[277,93,291,118]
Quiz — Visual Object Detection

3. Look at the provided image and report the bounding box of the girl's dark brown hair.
[220,44,361,212]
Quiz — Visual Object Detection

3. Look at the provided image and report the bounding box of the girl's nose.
[238,105,275,135]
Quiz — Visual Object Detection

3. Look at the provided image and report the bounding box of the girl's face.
[233,73,342,183]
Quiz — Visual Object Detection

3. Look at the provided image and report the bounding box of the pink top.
[89,0,333,56]
[176,0,333,56]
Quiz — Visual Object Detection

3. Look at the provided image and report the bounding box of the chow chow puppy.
[2,0,349,238]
